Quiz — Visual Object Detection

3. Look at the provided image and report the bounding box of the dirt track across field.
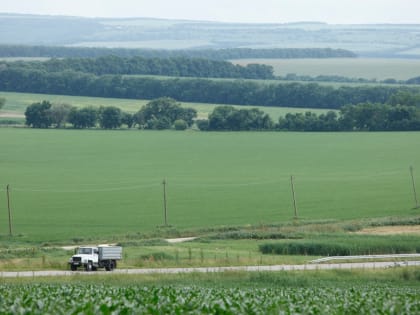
[355,225,420,235]
[0,112,24,118]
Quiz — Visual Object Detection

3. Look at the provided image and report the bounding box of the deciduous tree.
[25,101,53,128]
[68,107,98,129]
[49,103,73,128]
[98,106,122,129]
[135,97,197,130]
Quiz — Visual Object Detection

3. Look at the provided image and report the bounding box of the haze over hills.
[1,13,420,58]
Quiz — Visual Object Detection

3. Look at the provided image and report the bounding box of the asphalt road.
[2,261,420,278]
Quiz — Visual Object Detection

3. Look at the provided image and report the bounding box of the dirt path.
[166,237,197,243]
[0,112,24,118]
[60,238,196,250]
[355,225,420,235]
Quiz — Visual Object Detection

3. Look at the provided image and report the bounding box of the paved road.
[2,261,419,278]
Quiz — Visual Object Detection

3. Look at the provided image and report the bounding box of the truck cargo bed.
[98,246,122,260]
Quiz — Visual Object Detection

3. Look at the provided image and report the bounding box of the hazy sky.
[0,0,418,24]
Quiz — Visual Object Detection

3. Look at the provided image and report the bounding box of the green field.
[1,280,419,314]
[0,91,333,122]
[0,128,419,243]
[234,58,420,81]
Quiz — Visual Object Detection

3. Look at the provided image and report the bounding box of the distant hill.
[0,13,420,58]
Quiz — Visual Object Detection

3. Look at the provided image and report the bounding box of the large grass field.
[234,58,420,81]
[0,128,419,243]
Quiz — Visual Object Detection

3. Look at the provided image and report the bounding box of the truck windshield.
[78,248,92,255]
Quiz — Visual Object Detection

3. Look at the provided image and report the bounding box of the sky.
[0,0,418,24]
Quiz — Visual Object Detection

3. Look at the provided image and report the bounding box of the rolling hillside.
[1,13,420,57]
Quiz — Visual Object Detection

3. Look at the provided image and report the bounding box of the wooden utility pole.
[7,184,12,236]
[290,176,298,219]
[162,178,168,226]
[410,166,419,209]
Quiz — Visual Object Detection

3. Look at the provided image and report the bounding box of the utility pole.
[162,178,168,226]
[290,176,298,219]
[7,184,12,236]
[410,166,419,209]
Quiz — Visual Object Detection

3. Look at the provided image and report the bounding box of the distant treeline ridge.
[0,45,357,59]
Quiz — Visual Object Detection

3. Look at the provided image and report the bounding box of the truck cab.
[69,246,99,271]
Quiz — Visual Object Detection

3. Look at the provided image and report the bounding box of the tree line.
[0,45,357,59]
[279,73,420,85]
[2,67,419,109]
[24,98,197,130]
[10,55,274,79]
[23,97,420,131]
[204,102,420,131]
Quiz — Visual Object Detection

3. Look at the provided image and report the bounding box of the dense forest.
[6,55,275,79]
[1,65,418,109]
[0,45,357,60]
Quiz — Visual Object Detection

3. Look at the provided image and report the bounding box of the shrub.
[174,119,188,130]
[139,252,174,261]
[196,119,209,131]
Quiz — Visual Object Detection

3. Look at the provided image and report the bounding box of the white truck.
[68,245,122,271]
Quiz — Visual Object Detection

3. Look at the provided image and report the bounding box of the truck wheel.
[71,265,77,271]
[105,261,114,271]
[85,262,93,272]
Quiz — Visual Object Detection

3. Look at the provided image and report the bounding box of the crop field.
[0,283,418,314]
[233,58,420,81]
[0,128,419,243]
[0,91,333,121]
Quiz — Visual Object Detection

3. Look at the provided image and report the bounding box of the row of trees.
[205,103,420,131]
[24,101,130,129]
[24,97,420,132]
[0,45,357,59]
[12,55,275,79]
[279,73,420,85]
[278,104,420,131]
[24,98,197,130]
[201,106,274,131]
[3,67,418,109]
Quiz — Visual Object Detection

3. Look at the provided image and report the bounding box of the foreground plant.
[0,284,418,314]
